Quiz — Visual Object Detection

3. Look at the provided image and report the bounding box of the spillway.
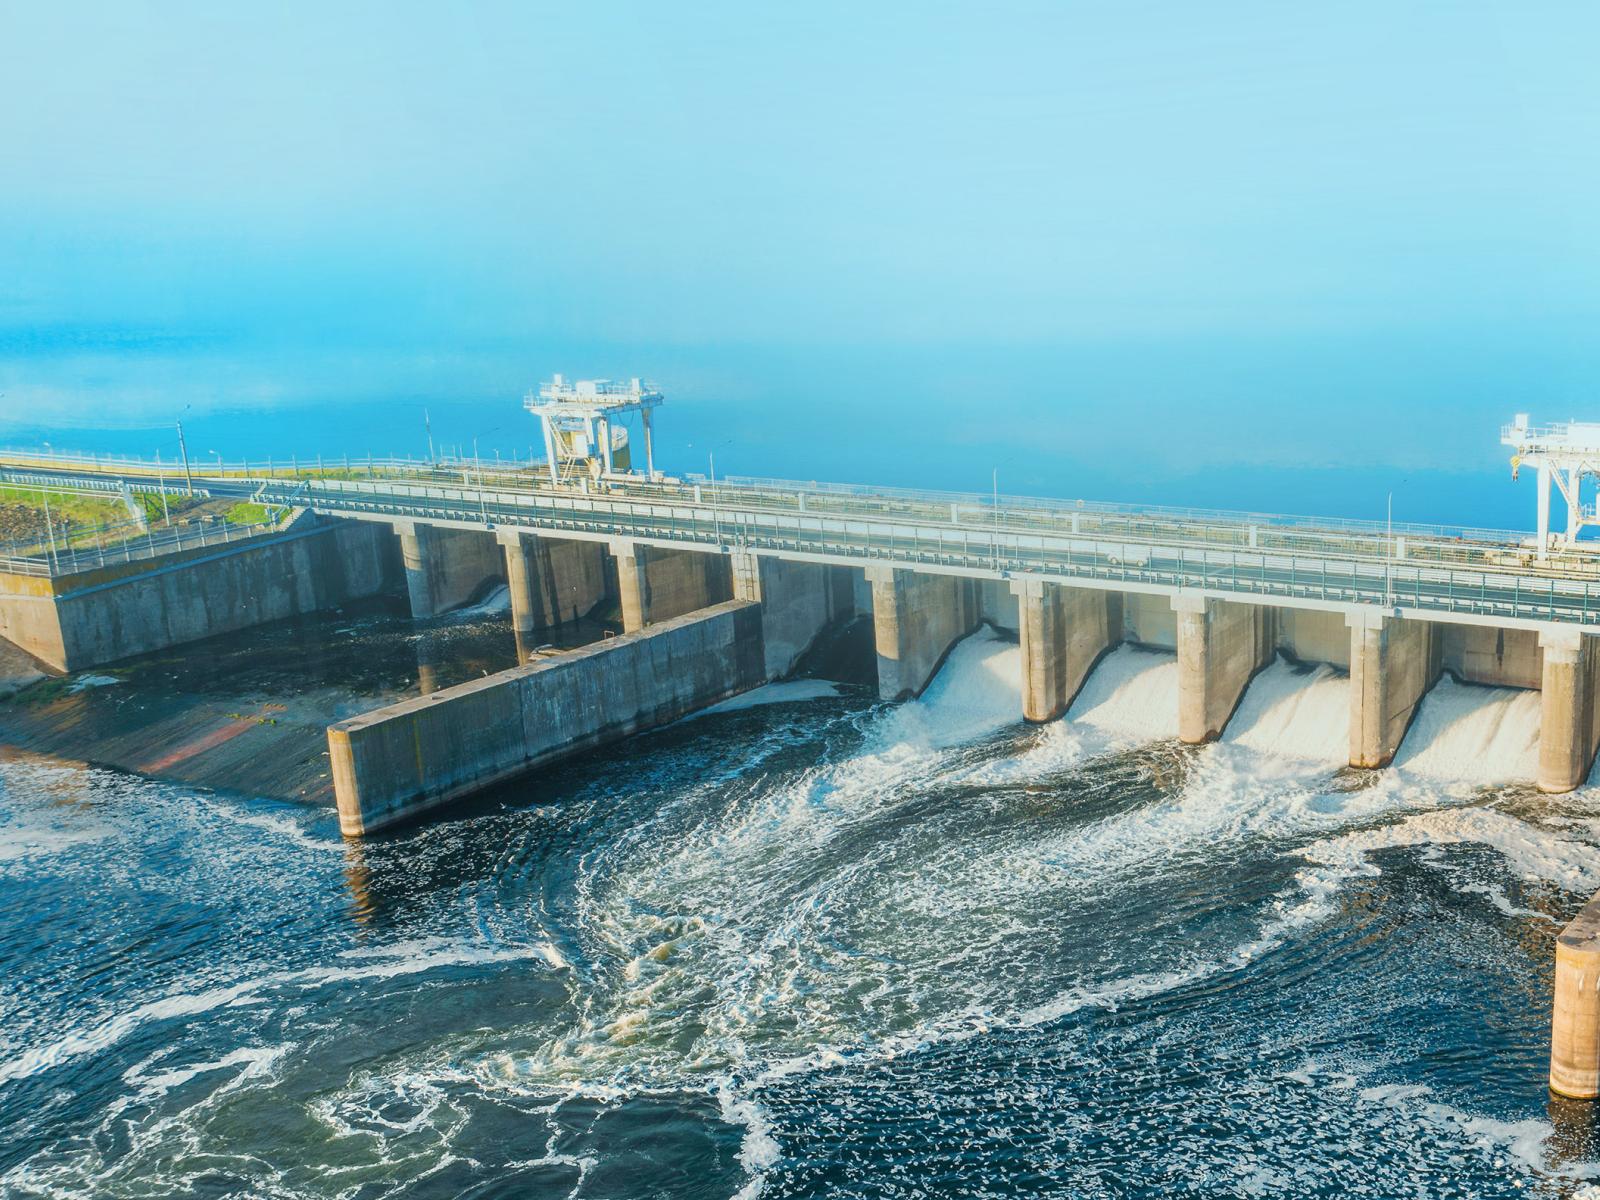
[1394,675,1542,784]
[1225,659,1350,765]
[1065,644,1178,743]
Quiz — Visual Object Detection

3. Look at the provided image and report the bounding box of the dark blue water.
[2,624,1598,1196]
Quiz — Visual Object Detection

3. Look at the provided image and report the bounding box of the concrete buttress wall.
[1011,579,1121,722]
[328,599,767,836]
[1174,593,1275,743]
[1538,628,1600,794]
[867,566,979,701]
[732,552,848,679]
[1347,610,1440,769]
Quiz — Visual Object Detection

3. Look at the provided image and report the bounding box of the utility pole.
[1385,491,1393,607]
[993,467,1001,572]
[709,451,722,548]
[425,408,436,466]
[176,420,194,495]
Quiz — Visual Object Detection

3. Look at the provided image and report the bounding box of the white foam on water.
[67,673,122,692]
[200,799,345,853]
[1226,659,1349,765]
[1393,676,1541,784]
[867,625,1020,755]
[1066,645,1178,743]
[452,584,511,617]
[0,937,564,1085]
[1300,807,1600,897]
[699,680,841,716]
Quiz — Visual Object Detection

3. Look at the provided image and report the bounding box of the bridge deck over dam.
[6,448,1600,822]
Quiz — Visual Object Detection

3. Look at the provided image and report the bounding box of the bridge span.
[5,449,1600,817]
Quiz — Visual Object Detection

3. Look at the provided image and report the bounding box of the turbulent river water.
[3,615,1600,1198]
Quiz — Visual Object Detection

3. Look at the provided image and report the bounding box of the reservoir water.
[2,615,1599,1197]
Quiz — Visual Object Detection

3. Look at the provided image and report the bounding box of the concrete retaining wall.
[976,579,1019,632]
[328,599,767,835]
[1538,629,1600,793]
[0,519,397,672]
[868,566,979,701]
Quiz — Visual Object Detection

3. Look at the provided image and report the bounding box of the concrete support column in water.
[498,530,560,643]
[1538,628,1600,794]
[1346,608,1439,769]
[867,566,979,702]
[1173,592,1275,743]
[1011,578,1121,723]
[395,521,439,620]
[611,540,649,634]
[1552,890,1600,1098]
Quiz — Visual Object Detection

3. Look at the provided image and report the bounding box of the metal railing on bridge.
[6,445,1599,626]
[0,515,289,578]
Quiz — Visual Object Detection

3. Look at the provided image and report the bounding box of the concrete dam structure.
[9,400,1600,1104]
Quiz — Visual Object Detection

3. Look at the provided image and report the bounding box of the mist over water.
[0,622,1595,1197]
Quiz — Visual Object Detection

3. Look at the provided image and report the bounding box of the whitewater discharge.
[1,625,1594,1197]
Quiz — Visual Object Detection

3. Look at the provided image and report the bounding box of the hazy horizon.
[5,2,1598,528]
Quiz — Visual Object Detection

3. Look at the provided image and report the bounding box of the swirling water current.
[2,617,1600,1198]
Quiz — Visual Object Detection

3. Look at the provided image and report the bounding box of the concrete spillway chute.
[524,375,662,487]
[1502,414,1600,559]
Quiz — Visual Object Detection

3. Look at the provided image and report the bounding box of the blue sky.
[2,2,1598,524]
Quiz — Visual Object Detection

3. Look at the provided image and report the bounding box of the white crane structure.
[1503,413,1600,557]
[524,375,661,487]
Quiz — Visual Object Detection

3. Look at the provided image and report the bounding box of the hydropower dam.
[6,398,1600,1135]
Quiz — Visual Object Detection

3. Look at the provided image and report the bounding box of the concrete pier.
[1551,889,1600,1098]
[395,522,503,619]
[1348,610,1439,769]
[1538,629,1600,794]
[612,540,732,633]
[732,552,852,679]
[1011,579,1121,723]
[867,566,978,701]
[328,599,767,836]
[1173,594,1275,743]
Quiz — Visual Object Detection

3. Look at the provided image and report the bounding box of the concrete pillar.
[1011,579,1120,723]
[613,541,649,633]
[498,530,561,640]
[1539,628,1600,794]
[1173,593,1275,743]
[867,566,978,702]
[1551,889,1600,1098]
[394,521,503,620]
[1347,609,1438,769]
[396,522,438,619]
